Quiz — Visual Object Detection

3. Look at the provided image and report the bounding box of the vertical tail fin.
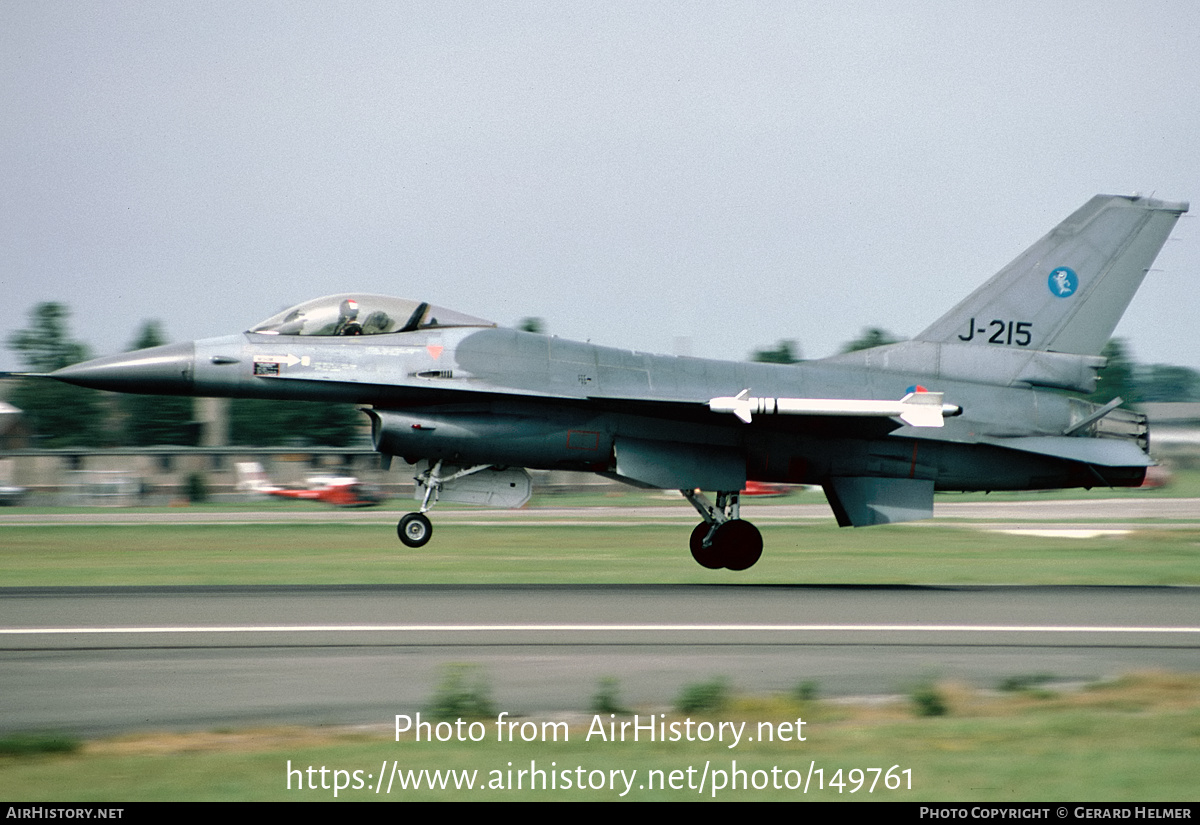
[916,195,1187,356]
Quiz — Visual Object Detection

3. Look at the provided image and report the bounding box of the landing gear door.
[822,477,934,527]
[613,437,746,491]
[413,465,533,509]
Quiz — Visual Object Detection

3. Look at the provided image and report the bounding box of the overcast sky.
[2,2,1198,374]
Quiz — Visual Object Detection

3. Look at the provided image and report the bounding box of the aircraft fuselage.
[55,324,1132,495]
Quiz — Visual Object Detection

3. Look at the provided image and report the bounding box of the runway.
[1,497,1198,528]
[2,584,1196,736]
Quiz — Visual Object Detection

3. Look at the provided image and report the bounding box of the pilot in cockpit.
[335,298,363,335]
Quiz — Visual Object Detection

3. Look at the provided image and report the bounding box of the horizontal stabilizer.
[982,436,1152,468]
[822,477,934,527]
[709,390,959,427]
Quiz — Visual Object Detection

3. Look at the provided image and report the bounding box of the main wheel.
[398,512,433,548]
[714,519,763,571]
[689,522,725,569]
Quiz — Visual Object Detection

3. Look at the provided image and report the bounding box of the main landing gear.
[682,489,763,571]
[396,460,492,548]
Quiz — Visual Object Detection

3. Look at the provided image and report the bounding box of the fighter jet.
[43,194,1188,570]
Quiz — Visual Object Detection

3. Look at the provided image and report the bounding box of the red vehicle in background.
[741,480,793,497]
[236,462,385,507]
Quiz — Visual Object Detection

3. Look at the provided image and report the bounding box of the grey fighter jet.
[45,194,1188,570]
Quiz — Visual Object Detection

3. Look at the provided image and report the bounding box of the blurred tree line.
[5,303,362,448]
[750,327,903,364]
[1084,339,1200,406]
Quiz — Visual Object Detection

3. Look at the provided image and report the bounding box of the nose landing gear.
[396,460,494,548]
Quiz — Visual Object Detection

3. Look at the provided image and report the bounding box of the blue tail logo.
[1048,266,1078,298]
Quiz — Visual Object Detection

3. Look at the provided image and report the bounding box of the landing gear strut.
[396,460,492,548]
[682,489,763,571]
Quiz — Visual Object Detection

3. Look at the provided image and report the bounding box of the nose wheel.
[398,512,432,547]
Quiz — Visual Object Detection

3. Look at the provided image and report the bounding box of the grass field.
[1,470,1199,586]
[1,520,1198,586]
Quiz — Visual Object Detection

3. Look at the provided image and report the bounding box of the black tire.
[398,512,433,548]
[714,519,763,571]
[689,522,725,569]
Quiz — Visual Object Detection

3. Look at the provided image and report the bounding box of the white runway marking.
[992,529,1132,539]
[3,623,1198,635]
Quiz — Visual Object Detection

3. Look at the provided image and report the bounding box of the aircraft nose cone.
[49,341,195,394]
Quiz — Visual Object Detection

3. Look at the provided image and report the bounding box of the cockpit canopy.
[249,294,494,337]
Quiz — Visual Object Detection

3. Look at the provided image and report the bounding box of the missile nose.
[49,341,196,394]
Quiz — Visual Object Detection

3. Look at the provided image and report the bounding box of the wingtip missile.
[895,391,957,428]
[708,389,755,423]
[709,390,960,427]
